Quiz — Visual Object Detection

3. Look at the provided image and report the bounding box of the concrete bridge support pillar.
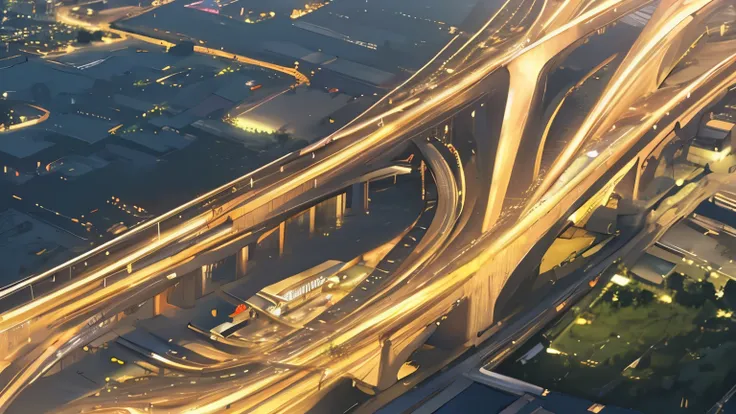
[420,160,426,201]
[311,194,347,231]
[464,235,536,345]
[200,264,215,295]
[483,61,548,232]
[278,221,286,257]
[441,119,454,144]
[465,273,506,346]
[612,157,641,201]
[335,192,346,227]
[349,325,438,393]
[309,205,316,237]
[236,245,249,279]
[166,269,203,309]
[633,157,643,200]
[375,324,437,390]
[153,286,175,316]
[351,182,369,214]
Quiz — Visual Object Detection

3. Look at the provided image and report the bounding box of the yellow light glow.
[717,309,733,318]
[658,294,673,304]
[611,274,630,286]
[230,117,276,134]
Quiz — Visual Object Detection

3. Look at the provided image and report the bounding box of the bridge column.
[483,60,546,232]
[633,157,643,200]
[166,269,203,308]
[441,120,454,144]
[200,264,214,295]
[420,160,426,201]
[236,245,249,279]
[351,182,369,214]
[309,205,316,236]
[611,157,641,201]
[376,324,437,390]
[335,192,345,227]
[153,286,175,316]
[279,221,286,257]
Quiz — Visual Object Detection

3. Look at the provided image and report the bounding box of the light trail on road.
[2,1,735,413]
[527,0,718,210]
[54,7,310,84]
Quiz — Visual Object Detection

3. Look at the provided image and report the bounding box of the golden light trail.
[0,224,237,409]
[275,56,736,411]
[528,0,715,209]
[482,0,652,231]
[323,98,421,143]
[301,0,521,155]
[533,53,618,179]
[0,147,293,315]
[539,0,574,34]
[232,39,736,414]
[159,40,714,414]
[444,0,518,67]
[4,2,734,413]
[193,46,309,84]
[309,33,462,153]
[532,51,736,215]
[0,216,209,327]
[156,69,187,83]
[1,104,50,133]
[54,7,309,84]
[184,374,289,413]
[32,2,553,407]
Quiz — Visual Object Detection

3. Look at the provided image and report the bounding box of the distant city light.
[610,274,630,286]
[230,117,276,134]
[658,294,673,304]
[717,309,733,318]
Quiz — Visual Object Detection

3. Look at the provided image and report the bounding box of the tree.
[676,281,715,308]
[723,280,736,310]
[701,281,716,298]
[617,288,635,308]
[667,273,685,292]
[275,133,289,146]
[676,291,696,308]
[637,290,655,307]
[77,30,104,44]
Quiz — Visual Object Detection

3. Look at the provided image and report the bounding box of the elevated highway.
[54,6,311,84]
[1,0,735,412]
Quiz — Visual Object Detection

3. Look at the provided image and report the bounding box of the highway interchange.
[1,0,736,412]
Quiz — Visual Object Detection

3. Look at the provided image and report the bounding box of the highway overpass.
[1,0,736,412]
